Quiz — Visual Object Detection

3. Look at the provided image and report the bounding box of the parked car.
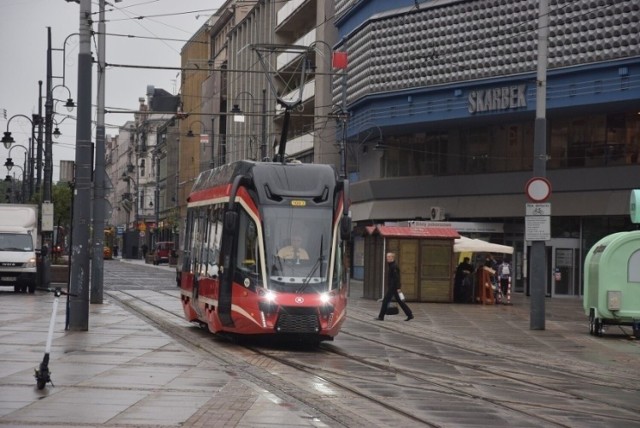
[153,242,174,265]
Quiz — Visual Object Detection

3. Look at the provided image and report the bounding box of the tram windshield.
[263,205,332,290]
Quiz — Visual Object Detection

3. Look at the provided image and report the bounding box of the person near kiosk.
[497,258,512,297]
[375,252,414,321]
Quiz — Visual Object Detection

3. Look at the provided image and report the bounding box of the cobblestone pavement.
[1,258,639,427]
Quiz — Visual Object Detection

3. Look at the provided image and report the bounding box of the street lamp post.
[2,115,39,200]
[187,120,212,170]
[4,144,31,201]
[44,27,54,205]
[9,166,24,203]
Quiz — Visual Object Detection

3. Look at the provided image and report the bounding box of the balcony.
[277,28,316,72]
[275,79,315,115]
[282,131,314,157]
[276,0,315,34]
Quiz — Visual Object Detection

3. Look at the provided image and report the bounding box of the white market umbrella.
[454,236,513,254]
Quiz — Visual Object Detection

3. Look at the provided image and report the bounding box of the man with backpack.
[497,258,512,299]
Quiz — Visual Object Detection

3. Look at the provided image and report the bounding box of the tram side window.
[236,210,259,275]
[190,208,208,276]
[183,209,196,270]
[332,244,343,290]
[202,205,222,277]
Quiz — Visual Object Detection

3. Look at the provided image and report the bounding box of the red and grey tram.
[179,160,350,342]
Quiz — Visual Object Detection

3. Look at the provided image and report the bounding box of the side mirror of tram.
[340,215,352,241]
[224,211,238,232]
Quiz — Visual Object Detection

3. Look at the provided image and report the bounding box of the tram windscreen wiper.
[298,235,323,293]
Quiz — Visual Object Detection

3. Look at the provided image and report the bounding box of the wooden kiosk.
[362,225,460,303]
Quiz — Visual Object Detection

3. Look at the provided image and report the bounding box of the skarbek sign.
[468,84,527,114]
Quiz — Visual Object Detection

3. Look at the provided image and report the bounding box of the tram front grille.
[276,307,319,333]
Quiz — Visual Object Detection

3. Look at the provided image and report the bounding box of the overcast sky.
[0,0,222,182]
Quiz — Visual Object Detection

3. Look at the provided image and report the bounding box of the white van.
[0,204,39,293]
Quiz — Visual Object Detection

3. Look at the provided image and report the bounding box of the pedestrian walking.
[141,244,148,259]
[497,258,512,297]
[454,256,473,303]
[376,252,414,321]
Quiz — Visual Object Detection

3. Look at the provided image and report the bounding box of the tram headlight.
[319,292,334,316]
[264,290,276,303]
[258,288,278,314]
[320,292,331,304]
[257,287,276,302]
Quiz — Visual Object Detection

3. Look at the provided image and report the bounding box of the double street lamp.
[186,119,216,169]
[5,144,30,197]
[2,114,34,149]
[4,165,24,203]
[2,116,36,200]
[52,84,76,112]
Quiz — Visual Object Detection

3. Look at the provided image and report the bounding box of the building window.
[377,109,639,178]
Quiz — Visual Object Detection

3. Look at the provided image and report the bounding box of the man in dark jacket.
[376,252,414,321]
[454,257,473,303]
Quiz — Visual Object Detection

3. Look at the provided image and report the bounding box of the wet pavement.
[1,258,639,427]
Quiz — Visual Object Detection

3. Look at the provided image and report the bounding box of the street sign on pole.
[526,203,551,216]
[525,177,552,202]
[525,203,551,241]
[41,201,54,232]
[525,216,550,241]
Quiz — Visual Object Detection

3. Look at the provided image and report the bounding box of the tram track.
[344,308,640,390]
[107,289,429,427]
[107,288,640,427]
[243,312,640,427]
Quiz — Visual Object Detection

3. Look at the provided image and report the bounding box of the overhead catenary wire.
[102,61,338,76]
[93,31,209,44]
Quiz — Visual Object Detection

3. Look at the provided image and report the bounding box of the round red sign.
[525,177,552,202]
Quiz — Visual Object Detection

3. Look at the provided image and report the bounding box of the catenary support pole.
[36,81,43,195]
[68,0,93,330]
[214,116,216,169]
[90,0,106,304]
[42,27,54,289]
[530,0,549,330]
[261,89,267,161]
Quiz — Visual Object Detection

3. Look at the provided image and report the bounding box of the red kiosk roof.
[366,225,460,239]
